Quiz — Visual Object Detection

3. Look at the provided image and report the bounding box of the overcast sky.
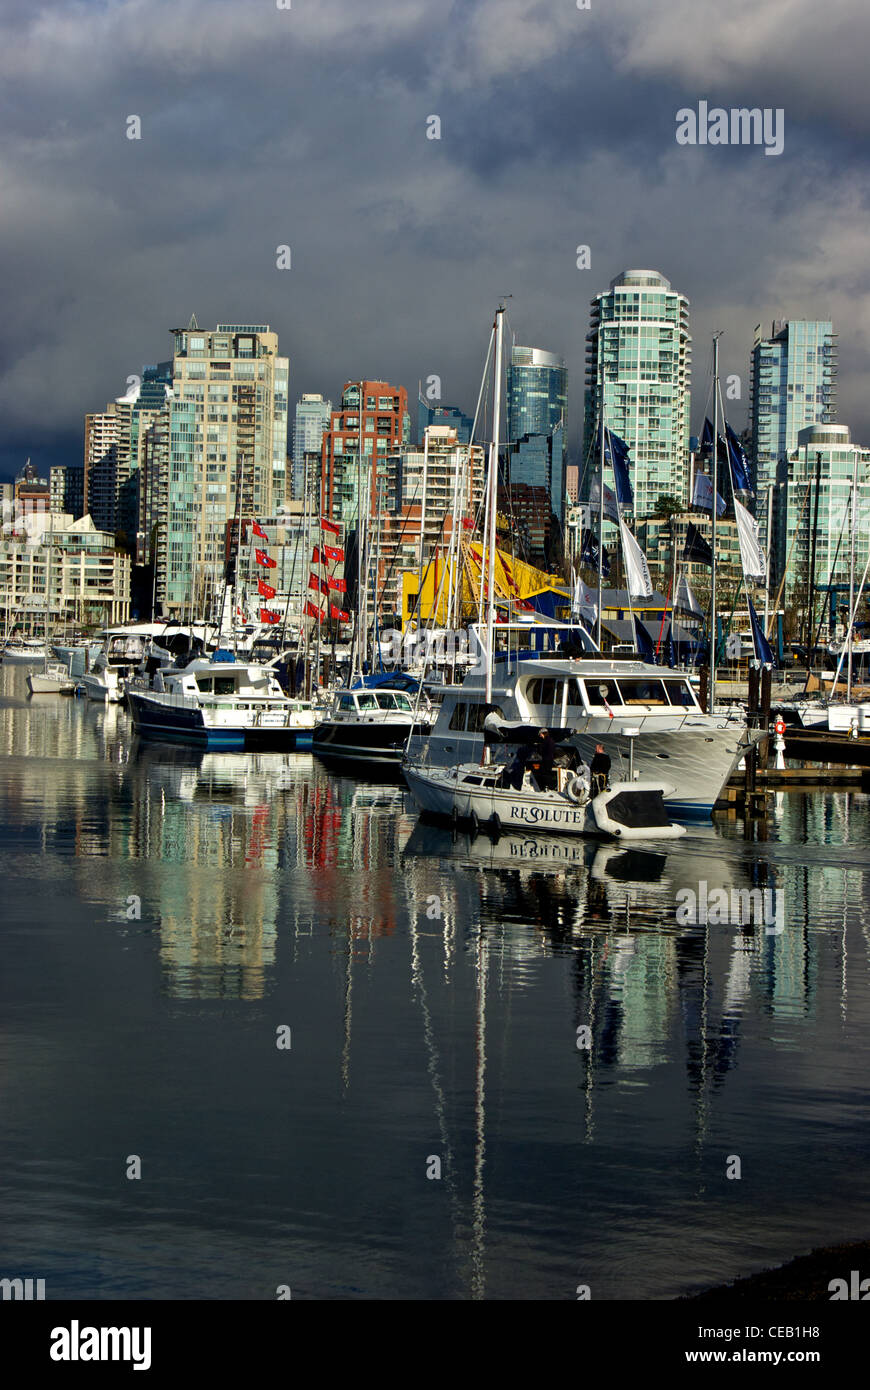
[1,0,868,482]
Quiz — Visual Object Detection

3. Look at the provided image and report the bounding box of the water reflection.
[3,659,870,1299]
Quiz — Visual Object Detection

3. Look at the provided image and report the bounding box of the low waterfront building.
[0,513,131,634]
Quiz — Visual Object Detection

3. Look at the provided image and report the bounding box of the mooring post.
[759,666,772,773]
[745,666,759,805]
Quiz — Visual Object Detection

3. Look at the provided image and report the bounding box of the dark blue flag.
[665,620,677,668]
[725,422,753,495]
[597,424,634,509]
[683,522,713,567]
[580,529,610,577]
[748,597,775,666]
[634,618,658,664]
[701,417,729,466]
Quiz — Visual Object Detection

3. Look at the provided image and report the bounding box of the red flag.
[305,601,324,621]
[324,545,344,562]
[311,546,322,565]
[330,605,350,622]
[320,517,340,536]
[462,518,474,530]
[308,574,329,595]
[327,576,347,593]
[252,522,268,540]
[255,548,276,569]
[260,608,281,624]
[257,578,276,599]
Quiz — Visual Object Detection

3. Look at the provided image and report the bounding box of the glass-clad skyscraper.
[292,393,332,500]
[507,346,567,445]
[749,319,837,497]
[583,269,691,520]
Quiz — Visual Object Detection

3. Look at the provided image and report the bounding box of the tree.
[652,493,683,520]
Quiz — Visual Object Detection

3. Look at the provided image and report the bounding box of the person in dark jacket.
[529,727,558,790]
[590,743,611,796]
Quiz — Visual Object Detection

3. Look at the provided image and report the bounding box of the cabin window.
[197,677,213,693]
[664,680,696,708]
[338,695,355,712]
[214,677,236,696]
[584,679,624,707]
[526,677,560,706]
[617,678,668,705]
[448,704,466,730]
[466,703,504,732]
[357,693,377,711]
[393,693,412,711]
[375,693,396,709]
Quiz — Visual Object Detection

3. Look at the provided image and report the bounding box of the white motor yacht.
[405,622,756,821]
[126,654,316,749]
[79,629,152,702]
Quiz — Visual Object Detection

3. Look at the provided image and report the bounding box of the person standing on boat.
[530,727,558,791]
[590,743,611,796]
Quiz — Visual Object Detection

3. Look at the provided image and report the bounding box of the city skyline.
[1,1,867,483]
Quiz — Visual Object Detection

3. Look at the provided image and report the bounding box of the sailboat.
[403,304,686,841]
[26,514,76,694]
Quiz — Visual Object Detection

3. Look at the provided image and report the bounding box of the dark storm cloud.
[0,0,868,480]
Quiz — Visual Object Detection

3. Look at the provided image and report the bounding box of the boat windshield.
[107,636,145,662]
[374,691,412,711]
[581,677,697,709]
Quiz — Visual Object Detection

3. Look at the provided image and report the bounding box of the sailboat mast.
[484,305,504,706]
[709,333,722,714]
[416,427,429,629]
[596,371,605,648]
[847,448,857,702]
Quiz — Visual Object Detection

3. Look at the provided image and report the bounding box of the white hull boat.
[1,639,45,663]
[80,669,126,702]
[403,759,686,841]
[127,656,316,750]
[406,627,755,821]
[27,662,76,695]
[826,702,870,734]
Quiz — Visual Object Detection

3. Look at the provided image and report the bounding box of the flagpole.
[709,332,722,714]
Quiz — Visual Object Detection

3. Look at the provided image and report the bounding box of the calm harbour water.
[1,660,869,1300]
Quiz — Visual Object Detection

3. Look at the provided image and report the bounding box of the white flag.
[573,575,598,624]
[733,497,766,582]
[619,519,653,599]
[692,469,726,517]
[675,573,703,618]
[589,473,620,524]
